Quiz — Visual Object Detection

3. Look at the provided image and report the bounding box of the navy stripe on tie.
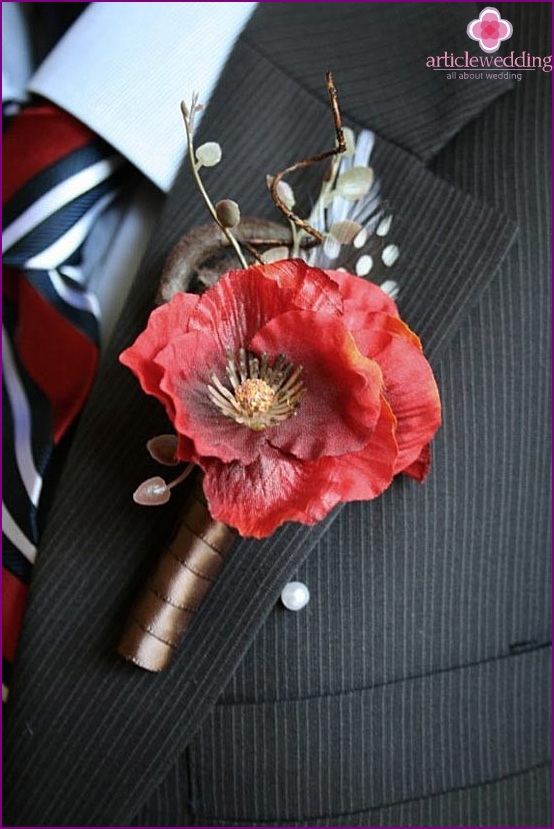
[1,458,39,548]
[3,297,54,471]
[1,383,42,544]
[2,658,13,688]
[2,139,114,229]
[25,271,100,345]
[2,535,34,584]
[3,171,126,266]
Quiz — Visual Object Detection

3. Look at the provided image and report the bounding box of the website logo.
[467,7,513,54]
[426,5,551,80]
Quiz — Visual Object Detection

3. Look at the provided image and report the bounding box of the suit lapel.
[5,8,519,827]
[243,1,515,162]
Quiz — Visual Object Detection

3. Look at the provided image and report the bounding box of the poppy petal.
[202,396,397,538]
[119,292,200,419]
[354,315,441,473]
[157,332,267,465]
[188,266,294,355]
[402,443,431,481]
[317,395,398,501]
[356,311,422,351]
[201,448,337,538]
[259,259,343,315]
[325,269,400,329]
[251,310,384,460]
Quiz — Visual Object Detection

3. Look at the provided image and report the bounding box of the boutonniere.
[118,74,441,671]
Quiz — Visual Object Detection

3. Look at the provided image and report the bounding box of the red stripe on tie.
[2,266,18,302]
[2,568,29,663]
[14,275,98,443]
[2,106,94,203]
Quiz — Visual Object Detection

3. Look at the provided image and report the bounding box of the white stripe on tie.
[2,503,38,563]
[23,189,118,270]
[48,269,101,319]
[2,155,123,254]
[58,264,85,284]
[1,326,44,507]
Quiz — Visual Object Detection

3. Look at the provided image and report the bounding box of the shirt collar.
[28,1,257,192]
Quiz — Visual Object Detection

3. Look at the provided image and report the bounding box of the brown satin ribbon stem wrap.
[118,479,237,672]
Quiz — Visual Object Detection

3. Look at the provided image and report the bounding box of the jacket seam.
[214,639,551,708]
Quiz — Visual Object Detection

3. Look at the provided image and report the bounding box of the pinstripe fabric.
[130,753,192,828]
[241,2,514,161]
[132,761,551,828]
[188,647,550,823]
[3,4,550,826]
[188,765,552,828]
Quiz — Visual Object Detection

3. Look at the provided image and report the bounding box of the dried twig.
[269,71,347,245]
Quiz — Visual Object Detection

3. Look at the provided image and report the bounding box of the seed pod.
[336,166,374,201]
[146,435,179,466]
[329,220,363,245]
[196,142,222,167]
[215,199,241,228]
[276,180,295,210]
[133,477,171,506]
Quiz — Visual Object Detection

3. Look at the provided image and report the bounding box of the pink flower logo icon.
[467,7,513,53]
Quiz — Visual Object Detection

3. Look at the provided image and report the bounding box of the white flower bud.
[196,142,222,167]
[336,166,374,201]
[215,199,241,228]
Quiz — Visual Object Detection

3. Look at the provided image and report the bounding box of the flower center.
[234,378,275,416]
[208,349,305,431]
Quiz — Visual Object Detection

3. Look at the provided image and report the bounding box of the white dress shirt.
[3,1,257,343]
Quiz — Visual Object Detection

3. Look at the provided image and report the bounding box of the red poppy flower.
[120,259,441,537]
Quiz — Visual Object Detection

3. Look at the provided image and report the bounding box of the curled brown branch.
[269,71,347,244]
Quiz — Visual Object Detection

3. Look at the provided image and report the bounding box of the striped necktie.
[2,104,129,697]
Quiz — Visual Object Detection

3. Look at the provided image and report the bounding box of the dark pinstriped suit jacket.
[4,4,551,826]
